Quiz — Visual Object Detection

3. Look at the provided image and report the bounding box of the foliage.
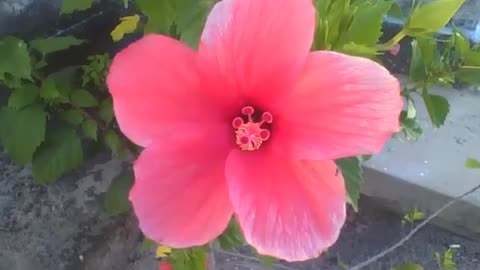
[435,248,457,270]
[392,263,424,270]
[402,208,425,226]
[0,0,478,268]
[0,34,131,184]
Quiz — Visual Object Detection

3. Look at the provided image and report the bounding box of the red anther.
[241,106,255,116]
[233,106,273,151]
[260,129,270,140]
[261,112,273,123]
[232,117,244,128]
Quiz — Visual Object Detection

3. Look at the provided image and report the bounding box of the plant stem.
[377,29,408,50]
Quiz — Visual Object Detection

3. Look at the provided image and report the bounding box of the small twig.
[348,183,480,270]
[214,249,300,270]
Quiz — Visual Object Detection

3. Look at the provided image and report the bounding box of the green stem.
[377,29,408,50]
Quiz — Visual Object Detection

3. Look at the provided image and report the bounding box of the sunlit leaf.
[402,208,425,225]
[346,0,392,46]
[455,68,480,85]
[0,105,46,165]
[465,158,480,169]
[32,128,83,184]
[137,0,176,34]
[111,15,141,42]
[407,0,465,33]
[156,245,172,258]
[104,171,134,215]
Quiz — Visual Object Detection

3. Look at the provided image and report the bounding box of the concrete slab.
[362,76,480,240]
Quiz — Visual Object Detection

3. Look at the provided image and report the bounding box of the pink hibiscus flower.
[107,0,402,262]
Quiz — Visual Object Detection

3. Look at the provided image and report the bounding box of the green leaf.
[70,89,98,108]
[40,77,61,99]
[32,128,83,184]
[255,252,278,268]
[400,112,423,141]
[346,0,392,46]
[111,15,141,42]
[59,109,84,125]
[409,39,428,82]
[422,91,450,127]
[176,0,215,48]
[104,129,120,152]
[99,98,114,123]
[387,2,404,19]
[336,157,363,211]
[391,263,424,270]
[0,36,32,80]
[402,208,425,224]
[104,171,134,215]
[82,119,98,141]
[216,219,245,250]
[0,105,46,165]
[170,247,208,270]
[8,83,39,109]
[465,158,480,169]
[141,238,157,253]
[340,42,379,58]
[455,68,480,85]
[407,0,465,33]
[452,29,470,59]
[435,248,457,270]
[137,0,176,34]
[406,98,417,119]
[30,36,85,57]
[61,0,94,14]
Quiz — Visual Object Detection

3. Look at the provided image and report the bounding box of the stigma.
[232,106,273,151]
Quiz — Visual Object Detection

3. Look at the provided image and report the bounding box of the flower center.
[232,106,273,151]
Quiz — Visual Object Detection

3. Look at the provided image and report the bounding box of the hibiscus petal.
[199,0,316,107]
[225,149,346,262]
[130,131,233,247]
[273,51,403,160]
[107,34,224,147]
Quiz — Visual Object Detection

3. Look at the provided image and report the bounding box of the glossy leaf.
[59,109,84,125]
[407,0,465,33]
[422,91,450,127]
[409,39,428,82]
[30,36,85,56]
[0,105,46,165]
[336,157,363,211]
[346,0,392,46]
[465,158,480,169]
[82,119,98,141]
[61,0,94,14]
[104,171,134,215]
[8,84,39,109]
[0,36,32,80]
[137,0,176,34]
[111,15,141,42]
[402,208,425,225]
[70,89,98,108]
[32,128,83,184]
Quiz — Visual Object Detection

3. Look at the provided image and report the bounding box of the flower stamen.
[232,106,273,151]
